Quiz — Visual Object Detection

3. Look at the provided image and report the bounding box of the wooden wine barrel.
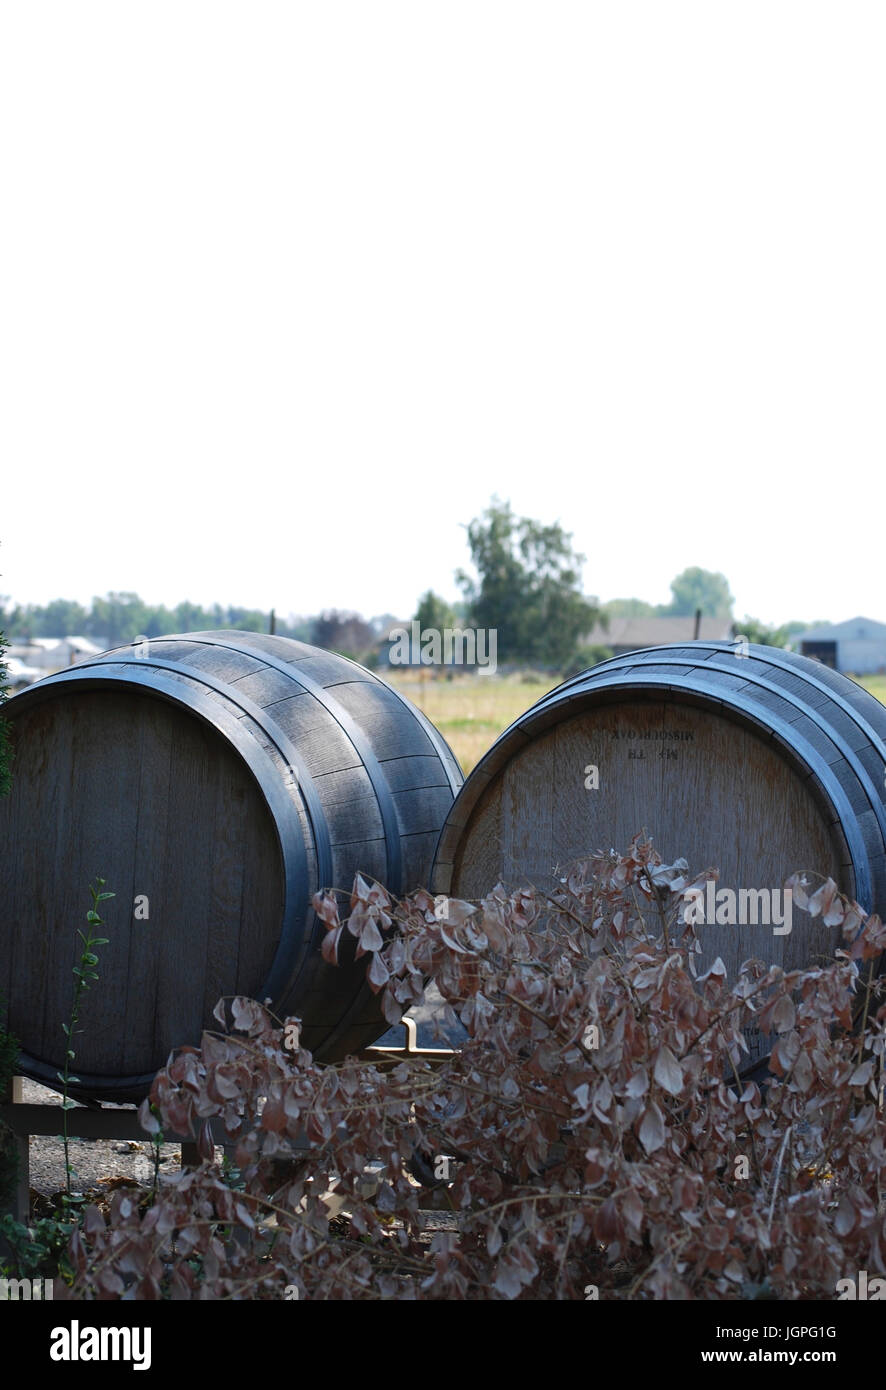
[432,642,886,1066]
[0,631,462,1100]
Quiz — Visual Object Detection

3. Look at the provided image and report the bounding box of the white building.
[5,655,45,691]
[794,617,886,674]
[5,636,103,684]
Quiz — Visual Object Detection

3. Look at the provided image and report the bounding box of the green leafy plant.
[0,872,114,1281]
[0,991,21,1214]
[59,878,113,1208]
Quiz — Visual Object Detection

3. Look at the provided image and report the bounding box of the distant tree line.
[1,502,815,677]
[0,594,402,663]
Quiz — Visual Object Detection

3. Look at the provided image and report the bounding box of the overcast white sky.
[1,2,883,627]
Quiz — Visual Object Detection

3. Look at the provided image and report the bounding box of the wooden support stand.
[0,1080,236,1224]
[0,1024,456,1225]
[1,1074,31,1226]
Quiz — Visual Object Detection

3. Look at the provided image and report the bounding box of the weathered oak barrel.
[0,631,462,1100]
[431,642,886,1065]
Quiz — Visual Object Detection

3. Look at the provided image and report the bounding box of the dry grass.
[383,667,886,777]
[384,670,558,774]
[858,673,886,704]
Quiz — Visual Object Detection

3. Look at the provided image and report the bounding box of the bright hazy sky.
[2,3,883,627]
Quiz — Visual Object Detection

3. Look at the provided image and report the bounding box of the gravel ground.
[20,1078,185,1204]
[15,991,463,1229]
[18,1078,458,1237]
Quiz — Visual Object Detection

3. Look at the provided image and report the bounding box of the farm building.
[793,616,886,674]
[584,614,733,657]
[6,635,103,682]
[4,655,45,692]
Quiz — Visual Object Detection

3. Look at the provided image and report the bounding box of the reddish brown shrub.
[63,837,886,1299]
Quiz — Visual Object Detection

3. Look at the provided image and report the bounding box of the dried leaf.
[638,1102,666,1154]
[653,1045,684,1096]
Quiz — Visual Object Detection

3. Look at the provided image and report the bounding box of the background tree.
[456,497,601,670]
[310,610,375,661]
[602,597,657,618]
[86,592,153,646]
[734,616,808,649]
[413,590,457,633]
[663,567,734,618]
[223,606,268,633]
[561,643,614,678]
[25,598,90,637]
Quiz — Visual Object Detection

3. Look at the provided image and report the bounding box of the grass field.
[860,673,886,704]
[385,670,558,773]
[385,668,886,776]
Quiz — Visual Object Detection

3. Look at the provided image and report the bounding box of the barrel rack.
[0,1017,455,1225]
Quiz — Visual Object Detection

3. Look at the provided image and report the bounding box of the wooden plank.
[326,682,437,759]
[399,830,441,894]
[121,694,174,1076]
[178,644,266,683]
[227,666,298,707]
[391,785,456,836]
[451,778,503,898]
[0,1076,29,1223]
[312,763,375,804]
[151,701,217,1069]
[324,793,384,846]
[376,754,453,792]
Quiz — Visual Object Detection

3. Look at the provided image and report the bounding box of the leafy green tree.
[602,597,657,618]
[562,644,614,678]
[142,604,176,637]
[733,616,808,649]
[173,601,210,632]
[224,607,268,633]
[86,592,153,647]
[0,601,33,640]
[28,598,89,637]
[278,615,312,643]
[414,590,457,633]
[663,567,734,619]
[456,498,600,669]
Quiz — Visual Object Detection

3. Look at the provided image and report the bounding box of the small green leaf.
[61,1023,70,1035]
[83,952,99,966]
[97,892,115,902]
[61,1098,78,1110]
[91,937,110,946]
[86,910,100,924]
